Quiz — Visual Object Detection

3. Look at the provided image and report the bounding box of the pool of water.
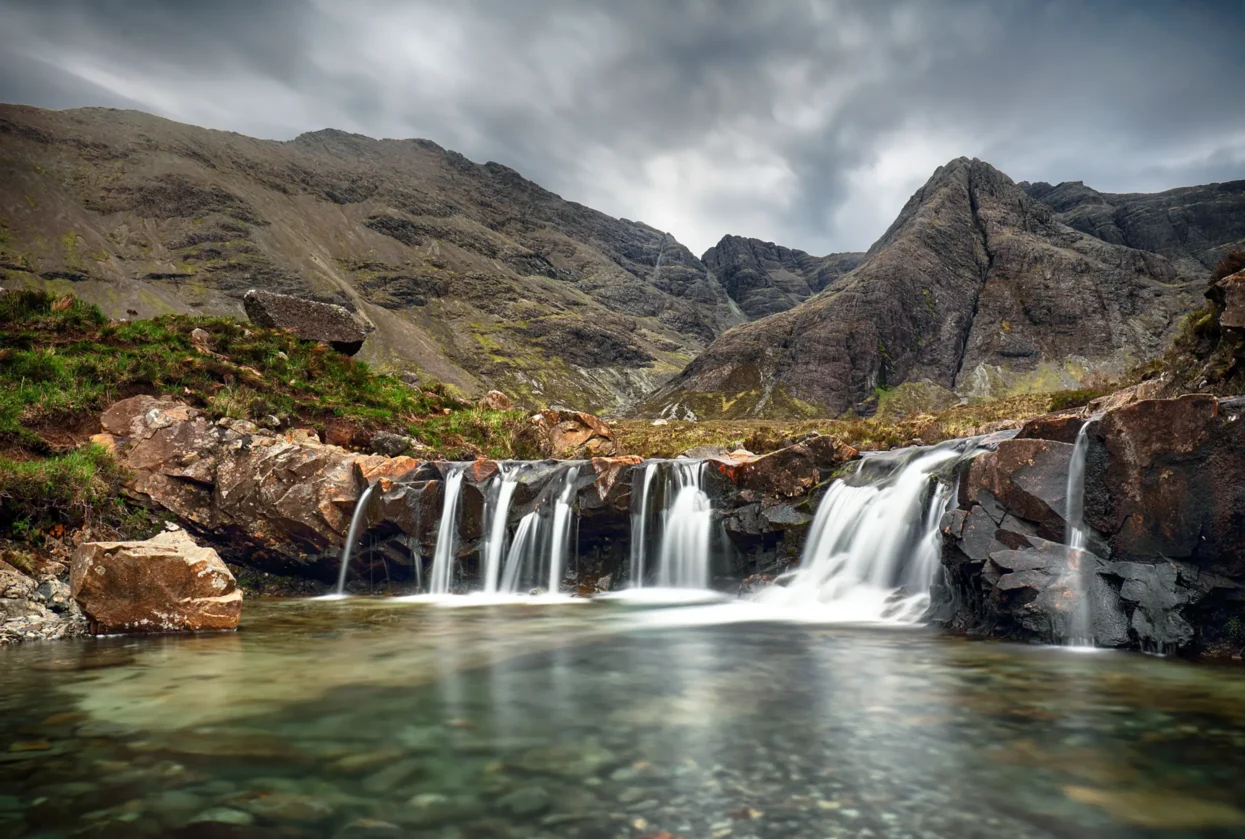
[4,599,1245,838]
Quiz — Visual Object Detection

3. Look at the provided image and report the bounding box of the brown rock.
[519,410,621,459]
[478,390,514,411]
[735,446,820,498]
[243,289,367,355]
[1087,378,1168,414]
[71,530,242,633]
[1218,269,1245,329]
[963,438,1075,541]
[1086,394,1245,572]
[1016,412,1085,444]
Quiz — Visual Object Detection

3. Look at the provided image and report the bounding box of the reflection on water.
[4,600,1245,837]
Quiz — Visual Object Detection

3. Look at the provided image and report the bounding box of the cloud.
[0,0,1242,256]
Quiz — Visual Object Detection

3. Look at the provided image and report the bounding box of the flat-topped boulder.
[243,289,368,355]
[71,529,242,633]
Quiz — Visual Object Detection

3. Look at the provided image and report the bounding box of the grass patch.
[616,392,1066,458]
[0,289,484,454]
[0,444,163,547]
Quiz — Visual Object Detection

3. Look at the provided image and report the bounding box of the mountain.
[644,158,1209,419]
[0,105,750,412]
[700,235,863,319]
[1022,178,1245,279]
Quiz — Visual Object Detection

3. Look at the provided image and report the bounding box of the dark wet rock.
[370,431,412,458]
[941,394,1245,654]
[70,529,242,634]
[1086,395,1245,574]
[962,438,1074,541]
[334,818,404,839]
[243,289,369,355]
[1016,412,1086,444]
[734,446,820,498]
[495,786,552,818]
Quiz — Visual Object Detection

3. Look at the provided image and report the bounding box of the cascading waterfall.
[546,464,581,593]
[479,464,522,594]
[1063,419,1098,646]
[496,464,582,595]
[758,445,965,621]
[332,483,377,596]
[428,465,467,595]
[628,462,659,587]
[654,460,713,589]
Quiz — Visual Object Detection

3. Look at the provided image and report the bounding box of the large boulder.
[518,410,621,459]
[1217,268,1245,329]
[939,394,1245,654]
[70,529,242,633]
[97,395,420,573]
[243,289,368,355]
[961,437,1075,542]
[1086,394,1245,574]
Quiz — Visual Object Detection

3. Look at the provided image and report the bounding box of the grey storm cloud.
[1,0,1243,256]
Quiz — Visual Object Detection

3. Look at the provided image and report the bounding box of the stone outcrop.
[97,394,857,592]
[1,558,87,644]
[243,289,369,355]
[478,390,514,411]
[70,529,242,633]
[937,394,1245,653]
[1219,269,1245,329]
[646,158,1202,418]
[517,410,622,459]
[97,395,418,573]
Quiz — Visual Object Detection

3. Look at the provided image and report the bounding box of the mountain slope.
[701,235,863,319]
[1022,178,1245,279]
[644,158,1201,419]
[0,105,746,412]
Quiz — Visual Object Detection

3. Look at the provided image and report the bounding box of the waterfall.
[1063,420,1097,646]
[628,462,659,587]
[480,464,522,594]
[332,483,377,596]
[429,465,467,595]
[758,445,964,621]
[546,464,581,593]
[654,460,713,589]
[496,463,581,595]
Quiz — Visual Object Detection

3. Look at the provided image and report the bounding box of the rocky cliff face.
[0,105,747,412]
[701,235,863,320]
[937,394,1245,654]
[1022,178,1245,278]
[646,158,1203,419]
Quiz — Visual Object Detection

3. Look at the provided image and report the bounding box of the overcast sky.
[1,0,1243,256]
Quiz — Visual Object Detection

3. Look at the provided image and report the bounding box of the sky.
[1,0,1243,257]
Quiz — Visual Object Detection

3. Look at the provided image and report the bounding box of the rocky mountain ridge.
[0,105,751,413]
[3,105,1243,418]
[646,157,1239,418]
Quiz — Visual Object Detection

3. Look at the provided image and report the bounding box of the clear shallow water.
[4,602,1245,837]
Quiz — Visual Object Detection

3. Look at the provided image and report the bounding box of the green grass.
[0,289,476,453]
[0,290,544,548]
[0,444,162,545]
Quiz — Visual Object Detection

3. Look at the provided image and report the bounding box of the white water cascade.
[628,462,659,586]
[496,464,581,595]
[1063,419,1098,646]
[428,465,467,595]
[758,445,965,621]
[654,460,714,589]
[332,483,377,596]
[479,465,522,594]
